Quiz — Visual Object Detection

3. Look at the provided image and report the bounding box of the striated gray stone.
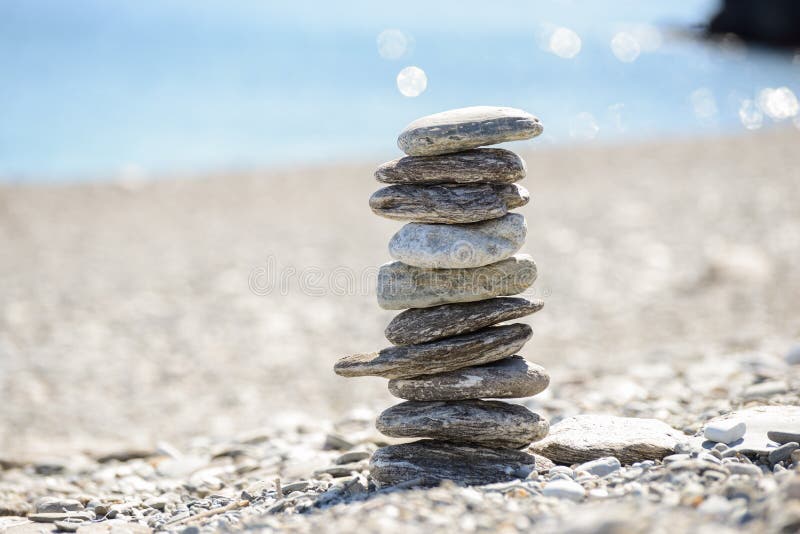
[388,213,526,269]
[376,400,548,449]
[377,254,537,310]
[385,296,543,345]
[530,415,687,464]
[369,183,529,224]
[397,106,543,156]
[369,440,536,487]
[388,356,549,401]
[334,324,531,379]
[375,148,526,185]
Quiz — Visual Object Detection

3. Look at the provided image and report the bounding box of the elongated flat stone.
[377,254,537,310]
[376,400,549,449]
[388,213,526,269]
[375,148,526,185]
[397,106,543,156]
[369,440,536,487]
[385,297,543,345]
[530,415,687,464]
[369,183,529,224]
[334,324,531,379]
[389,356,549,401]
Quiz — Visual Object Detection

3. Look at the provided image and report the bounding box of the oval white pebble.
[542,479,585,501]
[704,419,746,444]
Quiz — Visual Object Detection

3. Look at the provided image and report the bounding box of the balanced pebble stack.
[335,106,551,487]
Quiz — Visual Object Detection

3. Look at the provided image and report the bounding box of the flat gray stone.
[369,440,536,487]
[388,355,549,401]
[768,430,800,444]
[334,323,531,379]
[385,297,543,345]
[375,148,526,185]
[397,106,543,156]
[369,183,529,224]
[702,405,800,455]
[530,415,687,464]
[388,213,526,269]
[376,400,549,449]
[377,254,537,310]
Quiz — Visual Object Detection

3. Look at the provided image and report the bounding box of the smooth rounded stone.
[334,323,531,379]
[376,400,548,449]
[369,440,536,487]
[576,456,621,477]
[768,430,800,444]
[542,479,585,501]
[768,442,799,464]
[727,462,763,477]
[704,419,746,445]
[703,405,800,455]
[377,254,537,310]
[530,415,687,464]
[36,498,84,513]
[785,344,800,365]
[388,355,549,401]
[375,148,526,185]
[369,183,529,224]
[397,106,543,156]
[388,213,526,269]
[385,297,543,345]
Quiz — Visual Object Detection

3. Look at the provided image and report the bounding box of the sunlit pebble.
[570,112,599,140]
[549,27,581,59]
[377,29,409,60]
[738,99,763,130]
[691,88,718,120]
[611,32,640,63]
[396,66,427,97]
[757,87,799,120]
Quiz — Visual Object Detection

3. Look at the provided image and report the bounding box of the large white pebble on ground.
[388,213,527,268]
[703,419,746,444]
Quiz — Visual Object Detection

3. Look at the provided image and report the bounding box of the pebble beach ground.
[2,128,800,532]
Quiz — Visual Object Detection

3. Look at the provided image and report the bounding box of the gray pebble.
[576,457,622,477]
[334,323,532,379]
[376,399,548,449]
[767,430,800,444]
[388,356,549,402]
[375,148,526,185]
[767,442,799,464]
[397,106,543,156]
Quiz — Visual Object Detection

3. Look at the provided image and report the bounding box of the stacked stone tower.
[335,106,551,487]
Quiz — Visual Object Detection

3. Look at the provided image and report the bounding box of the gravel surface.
[2,129,800,531]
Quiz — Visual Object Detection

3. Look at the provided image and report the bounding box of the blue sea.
[1,0,799,181]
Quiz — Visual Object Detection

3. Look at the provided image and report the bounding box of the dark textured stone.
[334,324,532,379]
[369,183,529,224]
[375,148,526,185]
[369,440,536,487]
[388,356,549,401]
[377,254,537,310]
[385,297,543,345]
[397,106,543,157]
[376,400,548,449]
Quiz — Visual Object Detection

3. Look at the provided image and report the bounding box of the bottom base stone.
[369,440,536,487]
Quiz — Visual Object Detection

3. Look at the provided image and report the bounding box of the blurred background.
[1,1,798,457]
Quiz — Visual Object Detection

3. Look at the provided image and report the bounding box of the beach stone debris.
[704,419,746,444]
[384,296,543,345]
[376,400,549,449]
[369,440,537,487]
[397,106,543,156]
[530,415,687,464]
[542,479,586,501]
[388,356,550,402]
[334,323,532,379]
[388,213,527,269]
[376,254,537,310]
[338,106,548,486]
[375,148,527,185]
[369,183,529,224]
[703,405,800,455]
[576,456,622,477]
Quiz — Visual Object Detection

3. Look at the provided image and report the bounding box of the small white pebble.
[704,419,746,444]
[542,479,585,502]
